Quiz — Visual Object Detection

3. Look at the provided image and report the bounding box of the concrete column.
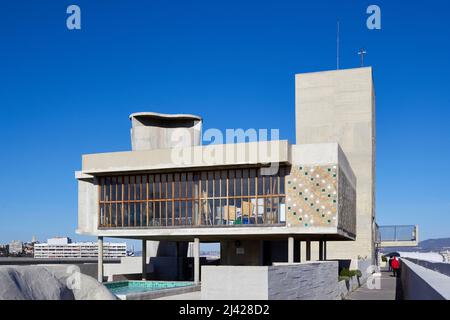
[319,240,324,261]
[142,240,147,280]
[97,236,104,283]
[324,241,327,260]
[306,239,311,261]
[288,237,294,264]
[298,241,302,263]
[194,238,200,284]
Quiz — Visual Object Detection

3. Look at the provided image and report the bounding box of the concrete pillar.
[97,236,104,283]
[319,240,324,261]
[323,241,327,260]
[288,237,294,264]
[298,241,302,263]
[194,238,200,284]
[306,239,311,261]
[142,240,147,280]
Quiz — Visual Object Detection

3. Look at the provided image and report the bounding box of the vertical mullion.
[277,174,280,224]
[185,174,188,226]
[172,179,175,226]
[146,175,149,227]
[212,173,215,225]
[121,177,124,227]
[255,175,258,225]
[128,177,131,227]
[140,176,143,227]
[219,171,222,225]
[158,179,162,226]
[226,171,229,224]
[161,173,167,227]
[263,175,266,224]
[98,178,102,227]
[199,179,202,226]
[270,176,273,224]
[178,177,182,225]
[109,181,112,227]
[115,178,118,227]
[247,172,250,223]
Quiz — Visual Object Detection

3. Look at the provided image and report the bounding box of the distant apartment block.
[8,240,23,255]
[34,237,126,259]
[0,245,9,257]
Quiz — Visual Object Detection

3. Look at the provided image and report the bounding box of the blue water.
[105,281,194,296]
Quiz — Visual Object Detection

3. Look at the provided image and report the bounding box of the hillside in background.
[382,237,450,253]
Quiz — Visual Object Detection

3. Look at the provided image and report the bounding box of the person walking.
[388,256,393,272]
[391,256,400,277]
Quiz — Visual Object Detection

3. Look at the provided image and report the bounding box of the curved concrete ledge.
[400,258,450,300]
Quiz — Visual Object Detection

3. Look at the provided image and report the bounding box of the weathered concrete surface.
[129,112,202,152]
[400,259,450,300]
[404,257,450,278]
[268,262,339,300]
[0,265,116,300]
[201,261,340,300]
[296,67,376,265]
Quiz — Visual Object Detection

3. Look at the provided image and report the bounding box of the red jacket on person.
[391,257,400,269]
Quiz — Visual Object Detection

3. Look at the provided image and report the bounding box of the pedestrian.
[391,256,400,277]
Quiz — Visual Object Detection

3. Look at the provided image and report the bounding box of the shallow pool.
[105,280,194,296]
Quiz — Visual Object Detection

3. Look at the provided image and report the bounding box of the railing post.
[194,237,200,284]
[97,236,104,283]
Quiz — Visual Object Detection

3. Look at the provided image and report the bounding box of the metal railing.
[379,225,417,242]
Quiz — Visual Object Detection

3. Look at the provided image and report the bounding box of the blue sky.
[1,0,449,247]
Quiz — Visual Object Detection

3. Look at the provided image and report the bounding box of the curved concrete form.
[130,112,202,151]
[0,265,116,300]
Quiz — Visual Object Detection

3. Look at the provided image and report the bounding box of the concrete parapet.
[201,261,340,300]
[400,258,450,300]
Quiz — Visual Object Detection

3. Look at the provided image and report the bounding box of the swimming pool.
[105,280,195,296]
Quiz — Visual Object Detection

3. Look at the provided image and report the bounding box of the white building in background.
[34,237,126,259]
[8,240,23,255]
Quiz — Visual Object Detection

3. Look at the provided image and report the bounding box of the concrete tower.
[295,67,376,265]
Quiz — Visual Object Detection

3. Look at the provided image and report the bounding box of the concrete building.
[0,245,9,257]
[295,67,376,264]
[8,240,23,256]
[76,68,378,283]
[34,238,126,259]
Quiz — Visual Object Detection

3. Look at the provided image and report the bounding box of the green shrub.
[340,268,362,278]
[381,256,387,262]
[340,268,351,277]
[338,276,350,282]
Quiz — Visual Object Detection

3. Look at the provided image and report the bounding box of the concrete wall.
[404,258,450,277]
[400,258,450,300]
[129,112,202,152]
[220,240,263,266]
[202,266,269,300]
[296,67,376,264]
[201,261,340,300]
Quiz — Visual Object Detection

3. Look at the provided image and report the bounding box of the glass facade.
[98,167,287,228]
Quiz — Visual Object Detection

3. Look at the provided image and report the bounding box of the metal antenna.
[358,48,367,67]
[336,20,340,70]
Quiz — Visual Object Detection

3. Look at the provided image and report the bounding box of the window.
[98,167,287,228]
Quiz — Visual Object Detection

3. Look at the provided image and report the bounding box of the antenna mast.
[358,48,367,67]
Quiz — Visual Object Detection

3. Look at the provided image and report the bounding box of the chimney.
[129,112,202,151]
